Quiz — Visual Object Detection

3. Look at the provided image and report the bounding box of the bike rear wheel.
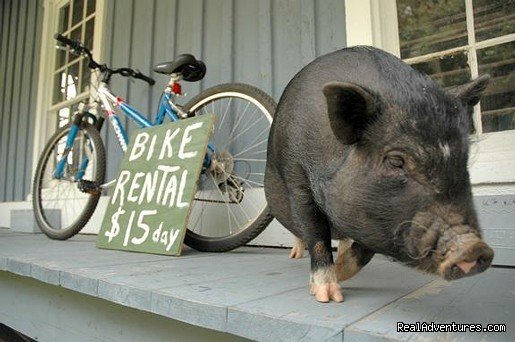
[183,83,276,252]
[32,122,106,240]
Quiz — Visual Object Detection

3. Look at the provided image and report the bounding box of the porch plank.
[345,270,514,341]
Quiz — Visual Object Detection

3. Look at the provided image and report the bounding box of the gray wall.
[0,0,346,201]
[102,0,346,181]
[0,0,43,202]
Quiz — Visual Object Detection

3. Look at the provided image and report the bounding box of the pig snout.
[406,210,494,281]
[438,233,494,280]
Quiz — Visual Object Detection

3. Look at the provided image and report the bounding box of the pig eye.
[387,155,405,168]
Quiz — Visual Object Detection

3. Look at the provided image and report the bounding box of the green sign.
[97,114,215,255]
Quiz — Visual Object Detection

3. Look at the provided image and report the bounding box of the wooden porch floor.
[0,228,513,341]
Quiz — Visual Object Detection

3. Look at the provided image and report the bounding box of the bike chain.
[193,197,238,204]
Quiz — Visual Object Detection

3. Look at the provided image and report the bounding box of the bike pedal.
[78,180,102,195]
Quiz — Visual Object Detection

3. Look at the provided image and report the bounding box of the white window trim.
[345,0,400,56]
[31,0,108,196]
[345,0,515,187]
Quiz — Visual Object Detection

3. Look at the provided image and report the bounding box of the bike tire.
[32,122,106,240]
[182,83,276,252]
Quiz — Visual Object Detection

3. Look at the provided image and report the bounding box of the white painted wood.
[345,0,374,46]
[345,0,399,55]
[469,131,515,184]
[370,0,400,56]
[32,0,107,193]
[473,184,515,196]
[32,0,59,190]
[0,201,33,228]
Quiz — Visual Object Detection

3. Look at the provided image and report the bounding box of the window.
[397,0,515,135]
[32,0,105,191]
[51,0,96,128]
[345,0,515,184]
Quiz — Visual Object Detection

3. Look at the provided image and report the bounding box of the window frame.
[345,0,515,186]
[31,0,108,188]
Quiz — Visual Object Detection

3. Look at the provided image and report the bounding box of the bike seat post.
[167,73,188,119]
[168,73,182,95]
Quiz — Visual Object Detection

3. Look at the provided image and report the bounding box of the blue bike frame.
[54,82,213,181]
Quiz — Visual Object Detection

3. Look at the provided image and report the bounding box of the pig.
[264,46,494,303]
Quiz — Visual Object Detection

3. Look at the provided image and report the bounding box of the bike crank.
[195,150,245,204]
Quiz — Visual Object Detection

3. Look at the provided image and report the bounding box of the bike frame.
[96,81,181,152]
[54,77,212,181]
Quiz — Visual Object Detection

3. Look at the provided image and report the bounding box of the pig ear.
[447,74,490,107]
[323,82,377,145]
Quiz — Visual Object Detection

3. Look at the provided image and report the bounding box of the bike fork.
[53,123,81,179]
[53,113,103,180]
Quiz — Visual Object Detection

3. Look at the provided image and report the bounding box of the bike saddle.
[153,54,206,82]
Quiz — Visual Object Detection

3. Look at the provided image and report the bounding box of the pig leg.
[289,236,306,259]
[335,241,375,281]
[336,238,353,257]
[308,238,343,303]
[287,189,343,302]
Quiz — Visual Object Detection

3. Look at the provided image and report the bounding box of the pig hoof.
[289,237,306,259]
[310,283,344,303]
[289,247,305,259]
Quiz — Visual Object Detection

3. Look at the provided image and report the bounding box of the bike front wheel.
[183,83,276,252]
[32,122,106,240]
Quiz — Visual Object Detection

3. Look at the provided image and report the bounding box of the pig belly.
[330,229,351,241]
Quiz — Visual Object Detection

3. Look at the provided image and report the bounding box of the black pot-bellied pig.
[265,46,494,303]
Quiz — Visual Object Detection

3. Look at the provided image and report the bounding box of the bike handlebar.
[55,33,81,50]
[54,33,155,86]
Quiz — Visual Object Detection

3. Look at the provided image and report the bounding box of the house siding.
[0,0,346,201]
[101,0,346,181]
[0,0,43,202]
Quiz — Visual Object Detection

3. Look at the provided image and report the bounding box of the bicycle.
[32,34,276,252]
